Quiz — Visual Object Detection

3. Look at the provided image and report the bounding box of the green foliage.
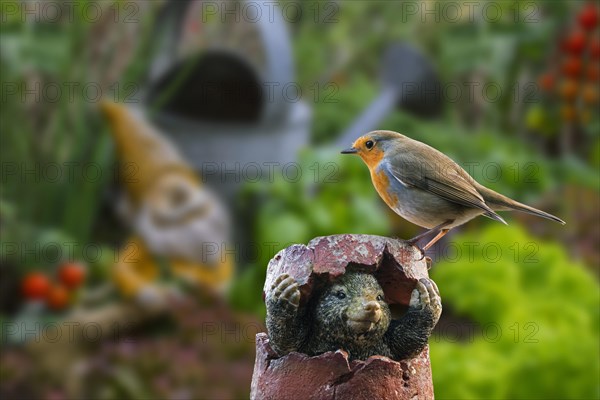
[228,263,267,317]
[312,75,377,144]
[430,225,600,400]
[0,1,158,245]
[525,105,560,137]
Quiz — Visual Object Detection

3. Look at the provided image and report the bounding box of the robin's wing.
[385,153,507,224]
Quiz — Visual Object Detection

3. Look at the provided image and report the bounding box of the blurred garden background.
[1,1,599,399]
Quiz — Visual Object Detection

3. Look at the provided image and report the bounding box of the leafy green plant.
[430,224,599,400]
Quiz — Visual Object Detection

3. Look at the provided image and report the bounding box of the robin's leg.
[422,229,450,251]
[407,220,453,260]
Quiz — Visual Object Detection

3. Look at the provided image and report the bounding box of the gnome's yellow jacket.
[113,236,233,297]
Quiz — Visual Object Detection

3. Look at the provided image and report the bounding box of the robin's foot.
[409,242,426,261]
[416,247,426,261]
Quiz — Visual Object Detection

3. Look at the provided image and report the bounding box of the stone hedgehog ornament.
[263,234,442,362]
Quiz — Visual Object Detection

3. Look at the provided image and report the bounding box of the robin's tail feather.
[483,211,507,225]
[478,185,566,225]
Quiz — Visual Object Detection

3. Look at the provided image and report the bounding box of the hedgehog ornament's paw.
[268,273,301,310]
[409,278,442,323]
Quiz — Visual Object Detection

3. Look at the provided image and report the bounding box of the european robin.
[342,130,565,252]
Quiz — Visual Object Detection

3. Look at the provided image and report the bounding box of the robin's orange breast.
[370,168,399,211]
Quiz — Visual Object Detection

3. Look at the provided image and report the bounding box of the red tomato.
[562,58,582,77]
[578,3,599,31]
[46,285,70,310]
[58,262,86,289]
[22,272,51,300]
[564,31,587,55]
[539,72,555,91]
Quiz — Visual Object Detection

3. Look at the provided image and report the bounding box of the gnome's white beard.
[132,175,230,265]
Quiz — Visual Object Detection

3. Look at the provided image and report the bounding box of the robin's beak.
[341,147,358,154]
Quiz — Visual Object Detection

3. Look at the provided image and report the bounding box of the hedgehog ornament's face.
[313,271,391,344]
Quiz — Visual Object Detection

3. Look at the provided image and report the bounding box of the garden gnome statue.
[101,101,232,306]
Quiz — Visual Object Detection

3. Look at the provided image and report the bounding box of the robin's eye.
[336,290,346,299]
[376,294,384,301]
[365,140,374,150]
